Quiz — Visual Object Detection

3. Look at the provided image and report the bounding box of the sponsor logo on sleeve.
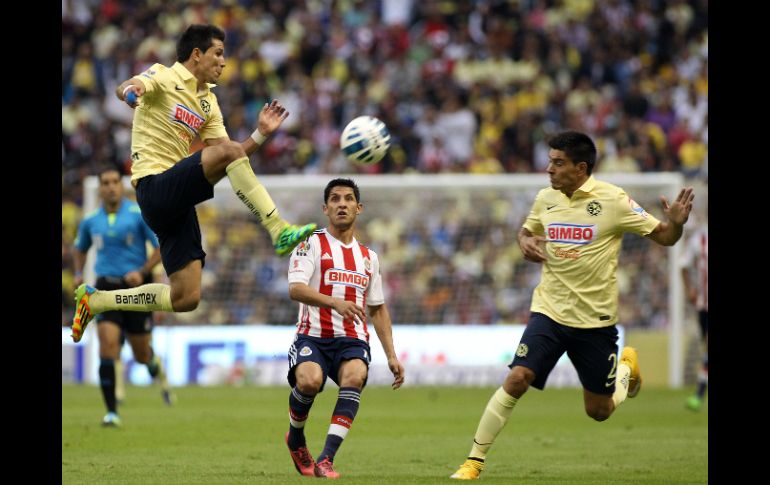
[628,197,649,218]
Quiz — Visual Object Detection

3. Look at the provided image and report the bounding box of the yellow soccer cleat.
[621,346,642,398]
[450,459,485,480]
[71,284,97,343]
[274,223,317,256]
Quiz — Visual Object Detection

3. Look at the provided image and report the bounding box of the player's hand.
[388,357,405,390]
[123,84,145,108]
[332,299,366,326]
[256,100,289,137]
[124,270,143,287]
[520,234,548,263]
[660,187,694,227]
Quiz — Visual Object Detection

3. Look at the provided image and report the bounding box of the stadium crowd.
[62,0,707,328]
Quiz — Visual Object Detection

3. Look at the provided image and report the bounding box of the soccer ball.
[339,116,391,164]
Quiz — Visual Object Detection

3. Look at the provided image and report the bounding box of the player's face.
[198,39,225,84]
[99,171,123,206]
[547,149,586,195]
[323,186,361,230]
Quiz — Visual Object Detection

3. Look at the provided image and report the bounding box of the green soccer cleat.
[685,395,703,412]
[274,223,317,256]
[102,412,122,427]
[450,459,485,480]
[621,346,642,398]
[71,284,97,343]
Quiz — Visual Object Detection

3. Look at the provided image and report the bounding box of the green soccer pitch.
[63,385,707,484]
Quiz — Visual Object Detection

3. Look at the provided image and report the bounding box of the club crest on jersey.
[547,223,597,245]
[299,346,312,356]
[363,257,371,272]
[325,268,370,290]
[172,104,205,133]
[295,241,308,256]
[628,197,649,219]
[587,200,602,216]
[200,99,211,114]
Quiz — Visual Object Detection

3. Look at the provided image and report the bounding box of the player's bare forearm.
[647,187,694,246]
[369,304,405,389]
[369,304,397,359]
[289,282,366,324]
[143,248,162,274]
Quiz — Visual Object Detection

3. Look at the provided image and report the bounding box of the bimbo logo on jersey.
[172,104,205,132]
[547,223,597,245]
[325,268,370,290]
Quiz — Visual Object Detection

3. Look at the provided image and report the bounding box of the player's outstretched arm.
[369,303,405,390]
[241,100,290,156]
[647,187,695,246]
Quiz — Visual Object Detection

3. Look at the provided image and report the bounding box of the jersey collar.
[171,62,218,92]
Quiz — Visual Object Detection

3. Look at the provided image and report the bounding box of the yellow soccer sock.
[225,157,286,242]
[114,360,126,402]
[469,387,518,460]
[89,284,173,312]
[612,362,632,407]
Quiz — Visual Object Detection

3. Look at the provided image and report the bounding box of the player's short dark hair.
[324,178,361,203]
[177,24,226,62]
[547,131,597,175]
[97,167,121,183]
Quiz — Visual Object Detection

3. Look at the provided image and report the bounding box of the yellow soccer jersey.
[129,62,228,182]
[522,177,661,328]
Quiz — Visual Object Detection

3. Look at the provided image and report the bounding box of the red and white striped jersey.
[680,225,708,311]
[288,229,385,342]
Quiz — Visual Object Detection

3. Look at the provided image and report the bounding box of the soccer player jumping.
[70,25,316,340]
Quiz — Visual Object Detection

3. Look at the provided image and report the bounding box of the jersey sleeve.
[522,189,545,236]
[199,93,228,142]
[132,63,164,97]
[614,189,661,236]
[288,236,317,285]
[74,217,92,252]
[366,251,385,306]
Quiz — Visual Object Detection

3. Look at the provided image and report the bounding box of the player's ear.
[356,203,363,214]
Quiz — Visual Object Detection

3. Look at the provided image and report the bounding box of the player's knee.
[342,375,365,389]
[586,404,613,422]
[296,376,323,395]
[173,291,200,312]
[504,366,533,397]
[133,349,151,364]
[222,141,246,163]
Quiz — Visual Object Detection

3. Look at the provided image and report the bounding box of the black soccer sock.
[288,387,315,449]
[99,358,117,413]
[317,387,361,463]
